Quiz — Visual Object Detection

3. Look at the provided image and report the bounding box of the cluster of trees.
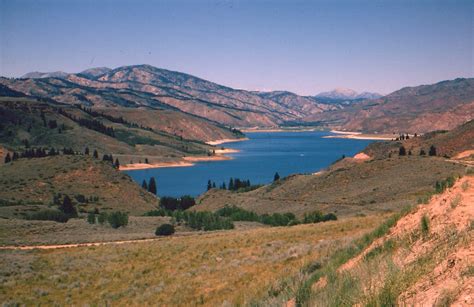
[207,176,269,192]
[4,147,77,163]
[102,154,120,168]
[77,105,154,132]
[216,205,337,227]
[399,145,437,157]
[57,108,115,137]
[159,195,196,211]
[395,133,417,141]
[28,195,78,223]
[146,205,337,231]
[142,177,157,195]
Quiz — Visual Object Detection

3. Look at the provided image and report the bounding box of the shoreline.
[325,130,395,140]
[242,127,319,133]
[120,148,240,171]
[206,138,249,146]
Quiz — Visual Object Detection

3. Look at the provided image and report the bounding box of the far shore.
[120,148,240,171]
[206,138,249,146]
[324,130,396,140]
[241,127,320,133]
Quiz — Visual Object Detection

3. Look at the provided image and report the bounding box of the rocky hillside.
[2,65,337,127]
[305,78,474,133]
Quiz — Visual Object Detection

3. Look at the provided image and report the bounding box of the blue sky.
[1,0,472,95]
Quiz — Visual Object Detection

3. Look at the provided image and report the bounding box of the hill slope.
[0,155,158,218]
[305,78,474,133]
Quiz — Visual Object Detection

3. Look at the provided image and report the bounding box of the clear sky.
[1,0,472,95]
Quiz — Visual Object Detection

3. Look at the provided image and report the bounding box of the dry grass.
[0,214,385,305]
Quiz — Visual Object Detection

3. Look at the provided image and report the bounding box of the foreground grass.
[0,215,384,305]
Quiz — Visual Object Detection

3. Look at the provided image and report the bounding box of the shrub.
[97,212,107,225]
[155,224,175,236]
[87,212,96,224]
[421,214,430,236]
[107,211,128,228]
[27,209,69,223]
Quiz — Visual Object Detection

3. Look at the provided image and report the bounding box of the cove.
[124,131,374,197]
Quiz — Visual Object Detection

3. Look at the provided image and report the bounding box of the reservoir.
[124,131,373,197]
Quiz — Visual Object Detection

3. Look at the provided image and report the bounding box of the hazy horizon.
[1,0,473,95]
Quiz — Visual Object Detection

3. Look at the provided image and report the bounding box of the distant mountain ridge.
[315,88,382,104]
[305,78,474,133]
[6,65,344,127]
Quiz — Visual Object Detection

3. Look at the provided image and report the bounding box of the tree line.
[398,145,437,156]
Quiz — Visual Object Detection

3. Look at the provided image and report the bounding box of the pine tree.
[429,145,437,156]
[84,147,90,155]
[93,150,99,159]
[114,158,120,169]
[399,146,406,156]
[145,158,149,164]
[4,153,11,164]
[59,195,77,217]
[148,177,157,195]
[229,178,234,191]
[12,152,19,161]
[207,180,212,191]
[142,180,148,190]
[420,149,426,156]
[274,172,280,182]
[212,182,216,188]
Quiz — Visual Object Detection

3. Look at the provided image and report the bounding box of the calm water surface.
[124,131,373,197]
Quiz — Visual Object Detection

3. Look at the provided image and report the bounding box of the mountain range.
[2,64,473,133]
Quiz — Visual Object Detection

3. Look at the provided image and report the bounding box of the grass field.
[0,214,386,305]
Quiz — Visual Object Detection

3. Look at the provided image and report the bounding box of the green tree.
[142,180,148,190]
[399,146,406,156]
[93,150,99,159]
[148,177,157,195]
[207,180,212,191]
[229,178,234,191]
[59,195,77,218]
[114,158,120,169]
[420,149,426,156]
[429,145,437,156]
[4,153,11,164]
[274,172,280,181]
[84,147,90,155]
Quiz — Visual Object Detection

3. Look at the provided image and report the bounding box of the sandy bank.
[324,131,395,140]
[120,161,195,170]
[206,138,248,145]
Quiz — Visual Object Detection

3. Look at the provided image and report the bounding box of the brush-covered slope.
[1,65,334,127]
[196,156,465,217]
[305,174,474,306]
[0,155,158,218]
[364,119,474,159]
[304,78,474,133]
[0,96,222,162]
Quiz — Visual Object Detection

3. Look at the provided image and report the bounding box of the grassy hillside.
[0,96,224,163]
[0,155,157,218]
[364,119,474,159]
[0,214,385,305]
[196,156,465,217]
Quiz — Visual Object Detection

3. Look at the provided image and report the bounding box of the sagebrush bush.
[107,211,128,228]
[28,209,69,223]
[155,224,175,236]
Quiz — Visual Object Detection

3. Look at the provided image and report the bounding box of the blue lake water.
[124,131,373,197]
